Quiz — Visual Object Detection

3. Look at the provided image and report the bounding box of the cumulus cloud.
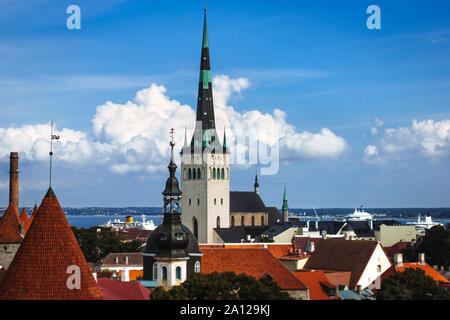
[0,75,348,174]
[364,119,450,164]
[370,117,384,136]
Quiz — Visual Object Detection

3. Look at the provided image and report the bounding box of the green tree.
[401,225,450,268]
[71,226,143,262]
[376,268,450,300]
[150,272,292,300]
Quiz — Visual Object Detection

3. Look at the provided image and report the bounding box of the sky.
[0,0,449,208]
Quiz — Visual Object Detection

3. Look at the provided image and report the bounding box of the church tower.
[282,184,289,222]
[181,9,230,243]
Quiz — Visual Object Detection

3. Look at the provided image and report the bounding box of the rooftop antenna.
[49,120,60,188]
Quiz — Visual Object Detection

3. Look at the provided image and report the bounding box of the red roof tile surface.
[395,263,450,283]
[121,228,152,243]
[323,271,351,288]
[97,278,150,300]
[19,208,31,234]
[199,243,292,258]
[0,188,103,300]
[294,270,339,300]
[30,204,38,223]
[384,241,410,257]
[200,248,307,290]
[0,203,23,243]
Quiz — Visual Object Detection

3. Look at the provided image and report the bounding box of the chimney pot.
[9,152,19,214]
[418,253,425,265]
[394,253,403,267]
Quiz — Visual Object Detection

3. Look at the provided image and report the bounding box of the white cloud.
[0,75,348,174]
[364,119,450,164]
[370,127,378,135]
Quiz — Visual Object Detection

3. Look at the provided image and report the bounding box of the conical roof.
[0,187,102,300]
[19,208,30,234]
[0,203,23,243]
[30,204,38,222]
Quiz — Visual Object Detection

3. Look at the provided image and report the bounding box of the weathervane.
[49,120,60,188]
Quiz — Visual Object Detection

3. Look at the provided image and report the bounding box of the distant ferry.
[344,206,373,221]
[100,215,156,231]
[406,214,443,233]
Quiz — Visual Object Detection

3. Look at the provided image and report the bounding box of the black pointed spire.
[45,187,56,198]
[163,129,182,197]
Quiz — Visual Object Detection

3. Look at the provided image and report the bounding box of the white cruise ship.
[344,206,373,221]
[406,214,443,233]
[100,215,157,231]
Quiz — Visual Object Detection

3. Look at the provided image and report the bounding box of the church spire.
[254,171,259,194]
[163,129,182,214]
[282,184,289,222]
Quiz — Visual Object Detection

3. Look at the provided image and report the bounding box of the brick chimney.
[9,152,19,213]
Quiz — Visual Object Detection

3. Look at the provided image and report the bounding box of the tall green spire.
[282,184,289,212]
[202,9,208,49]
[223,127,227,148]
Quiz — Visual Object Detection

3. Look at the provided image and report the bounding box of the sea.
[65,214,450,229]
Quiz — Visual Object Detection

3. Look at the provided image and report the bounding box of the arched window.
[221,198,223,205]
[241,216,245,226]
[197,168,201,179]
[261,216,265,226]
[214,198,217,205]
[193,217,198,240]
[193,168,196,180]
[197,198,200,205]
[189,199,191,206]
[231,216,235,227]
[194,261,201,273]
[162,266,168,280]
[188,169,192,180]
[153,262,158,281]
[216,216,221,228]
[212,168,216,179]
[221,168,224,180]
[251,216,255,226]
[176,267,181,280]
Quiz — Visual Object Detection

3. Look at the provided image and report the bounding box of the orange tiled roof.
[323,271,351,288]
[199,243,292,258]
[294,270,339,300]
[30,204,38,223]
[19,208,31,234]
[200,248,307,290]
[395,263,450,283]
[117,269,143,281]
[0,203,23,243]
[0,188,103,300]
[98,278,150,300]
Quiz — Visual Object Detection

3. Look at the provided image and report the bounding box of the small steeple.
[282,184,289,223]
[163,129,182,214]
[254,171,259,194]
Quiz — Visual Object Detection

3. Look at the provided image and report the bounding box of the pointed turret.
[254,172,259,195]
[19,208,30,234]
[0,203,22,243]
[30,204,38,222]
[0,187,103,300]
[282,184,289,223]
[188,8,222,151]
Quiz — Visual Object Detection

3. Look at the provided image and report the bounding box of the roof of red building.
[0,188,103,300]
[98,252,143,267]
[0,203,23,243]
[293,270,339,300]
[121,228,152,242]
[97,278,150,300]
[384,241,410,257]
[323,271,352,288]
[395,262,450,283]
[0,268,6,286]
[19,208,31,234]
[305,239,380,289]
[199,243,292,259]
[30,204,38,222]
[200,248,307,290]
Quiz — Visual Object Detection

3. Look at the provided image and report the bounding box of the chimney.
[394,253,403,267]
[125,256,129,265]
[310,241,315,253]
[121,269,130,282]
[115,256,119,264]
[356,285,362,295]
[9,152,19,213]
[246,234,251,242]
[418,253,425,265]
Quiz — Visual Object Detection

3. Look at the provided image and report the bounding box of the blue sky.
[0,0,450,208]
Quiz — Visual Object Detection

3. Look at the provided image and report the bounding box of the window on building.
[261,216,265,225]
[241,216,245,226]
[176,267,181,280]
[162,266,168,280]
[153,263,158,281]
[221,168,224,179]
[251,216,255,226]
[197,168,201,179]
[212,168,216,179]
[197,198,200,205]
[188,168,192,180]
[221,198,223,205]
[189,199,191,206]
[214,198,216,205]
[217,216,221,228]
[194,261,201,273]
[377,265,381,273]
[193,217,198,240]
[231,216,235,227]
[193,168,196,180]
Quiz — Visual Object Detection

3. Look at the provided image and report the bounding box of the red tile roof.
[97,278,150,300]
[0,188,103,300]
[0,203,23,243]
[200,248,307,290]
[305,239,380,289]
[323,271,351,288]
[384,241,410,257]
[98,252,143,267]
[395,263,450,283]
[30,204,38,223]
[199,243,292,258]
[19,208,31,234]
[294,270,339,300]
[121,228,152,243]
[117,270,143,281]
[0,268,6,286]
